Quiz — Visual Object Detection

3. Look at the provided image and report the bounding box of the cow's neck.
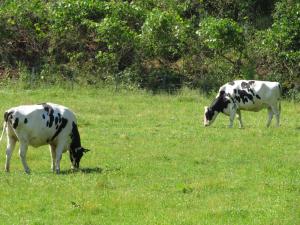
[211,93,230,113]
[70,122,81,151]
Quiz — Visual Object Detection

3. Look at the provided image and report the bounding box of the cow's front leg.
[49,144,56,172]
[19,143,30,174]
[55,144,64,174]
[5,136,17,172]
[236,109,244,129]
[228,108,236,128]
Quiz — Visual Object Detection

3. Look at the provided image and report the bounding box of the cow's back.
[252,81,281,102]
[219,80,281,111]
[7,103,76,147]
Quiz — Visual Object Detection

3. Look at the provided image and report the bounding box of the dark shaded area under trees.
[0,0,299,96]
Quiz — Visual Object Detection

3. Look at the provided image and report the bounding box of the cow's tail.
[0,110,11,142]
[278,83,282,115]
[0,121,7,142]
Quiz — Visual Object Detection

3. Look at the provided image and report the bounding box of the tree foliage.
[0,0,298,95]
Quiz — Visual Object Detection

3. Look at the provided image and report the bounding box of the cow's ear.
[83,148,90,153]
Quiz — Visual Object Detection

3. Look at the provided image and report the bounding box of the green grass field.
[0,86,299,225]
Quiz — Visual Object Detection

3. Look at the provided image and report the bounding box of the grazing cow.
[0,103,89,174]
[204,80,281,128]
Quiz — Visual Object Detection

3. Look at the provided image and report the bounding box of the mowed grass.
[0,86,299,225]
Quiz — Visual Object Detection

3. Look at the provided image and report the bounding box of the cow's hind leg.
[5,136,17,172]
[49,144,56,172]
[55,143,64,174]
[236,109,244,128]
[19,143,30,174]
[271,103,280,127]
[266,107,273,127]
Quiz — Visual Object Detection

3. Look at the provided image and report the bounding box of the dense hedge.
[0,0,299,95]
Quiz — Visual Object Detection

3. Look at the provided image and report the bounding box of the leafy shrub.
[49,0,140,82]
[197,17,245,53]
[140,9,189,61]
[254,1,300,92]
[269,1,300,62]
[0,0,49,68]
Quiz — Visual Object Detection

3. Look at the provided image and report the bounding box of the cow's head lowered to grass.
[69,121,90,169]
[204,106,217,126]
[204,91,231,127]
[1,103,90,174]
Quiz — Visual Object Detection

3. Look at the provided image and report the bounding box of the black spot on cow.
[42,114,45,119]
[70,122,81,149]
[69,122,87,169]
[229,81,235,86]
[208,91,231,115]
[13,117,19,129]
[241,81,256,90]
[238,90,254,104]
[49,115,54,127]
[50,117,68,141]
[40,103,55,128]
[256,94,261,99]
[205,108,215,120]
[55,117,58,125]
[24,118,28,124]
[249,80,255,85]
[58,113,62,123]
[234,95,241,103]
[241,82,250,89]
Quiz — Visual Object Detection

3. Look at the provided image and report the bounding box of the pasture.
[0,86,299,225]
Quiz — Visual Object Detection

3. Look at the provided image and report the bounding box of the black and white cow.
[204,80,281,128]
[0,103,89,174]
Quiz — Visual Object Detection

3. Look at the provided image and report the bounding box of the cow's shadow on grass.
[60,166,122,175]
[60,167,103,175]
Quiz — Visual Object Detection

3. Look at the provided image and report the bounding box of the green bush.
[197,17,245,53]
[0,0,298,96]
[140,8,189,61]
[0,0,49,68]
[253,1,300,92]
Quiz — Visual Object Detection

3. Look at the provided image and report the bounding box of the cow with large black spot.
[204,80,282,128]
[0,103,90,174]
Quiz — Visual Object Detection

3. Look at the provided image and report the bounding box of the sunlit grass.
[0,86,299,224]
